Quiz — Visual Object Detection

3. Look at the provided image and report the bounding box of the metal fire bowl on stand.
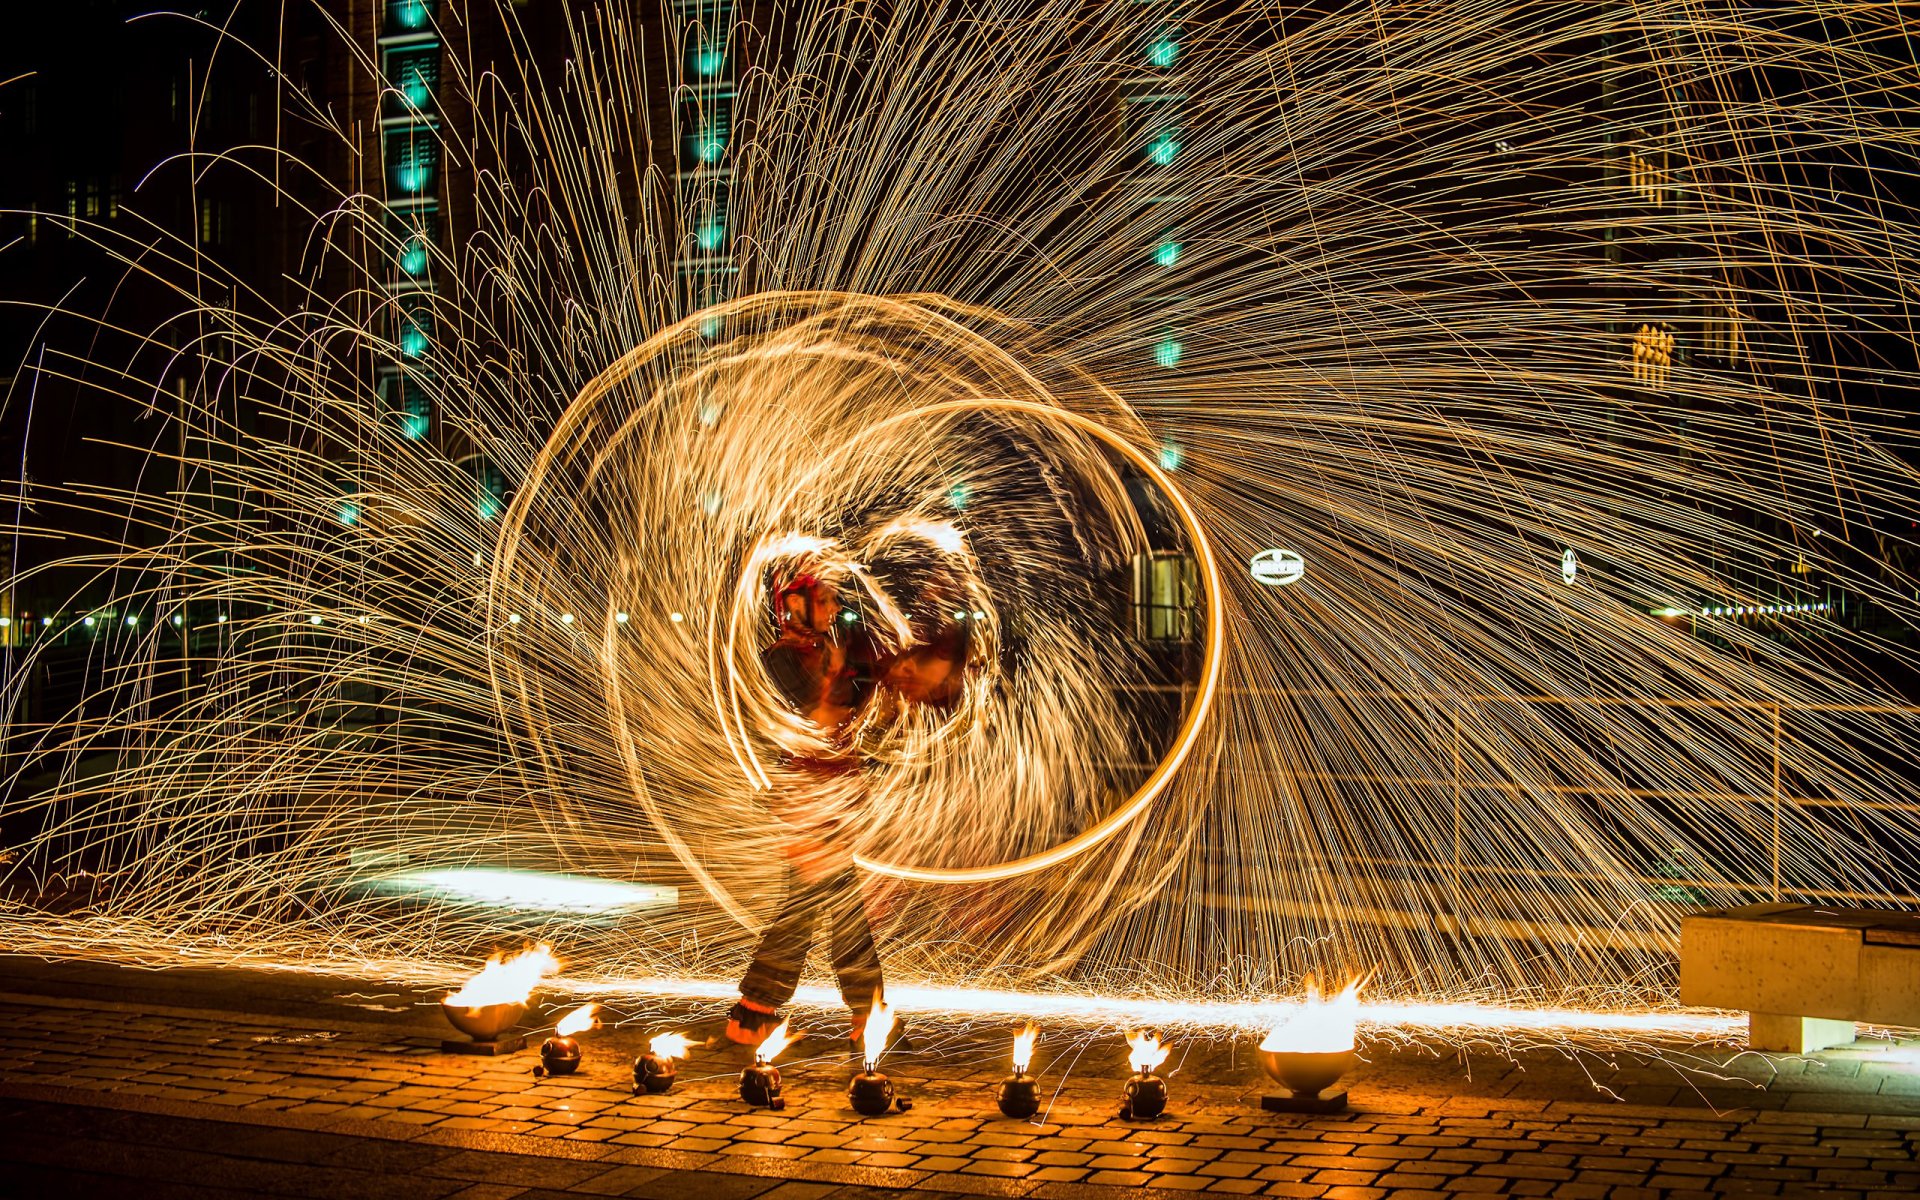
[1257,1047,1356,1113]
[442,1001,530,1054]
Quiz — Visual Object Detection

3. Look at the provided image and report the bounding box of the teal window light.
[1146,130,1181,166]
[1154,240,1182,267]
[389,0,433,32]
[1148,37,1179,69]
[1155,336,1183,368]
[1158,442,1183,472]
[400,236,429,276]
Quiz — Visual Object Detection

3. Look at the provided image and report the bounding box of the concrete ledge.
[1681,903,1920,1051]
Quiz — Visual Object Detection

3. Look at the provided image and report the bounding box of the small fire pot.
[539,1035,582,1076]
[997,1072,1040,1119]
[1120,1071,1168,1119]
[634,1053,677,1094]
[740,1061,784,1109]
[847,1069,894,1116]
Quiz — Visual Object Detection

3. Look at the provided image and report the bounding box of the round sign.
[1250,548,1306,586]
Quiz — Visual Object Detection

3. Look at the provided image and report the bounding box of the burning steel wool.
[4,0,1920,1022]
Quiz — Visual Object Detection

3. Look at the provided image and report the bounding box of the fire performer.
[726,566,969,1047]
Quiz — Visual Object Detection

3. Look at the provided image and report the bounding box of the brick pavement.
[0,959,1917,1198]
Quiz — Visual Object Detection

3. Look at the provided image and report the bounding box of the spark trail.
[3,1,1920,1011]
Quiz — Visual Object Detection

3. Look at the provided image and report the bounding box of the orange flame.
[1259,975,1366,1054]
[648,1031,695,1060]
[755,1018,798,1064]
[443,944,559,1007]
[1126,1029,1170,1073]
[1011,1021,1039,1074]
[554,1002,598,1038]
[861,994,897,1070]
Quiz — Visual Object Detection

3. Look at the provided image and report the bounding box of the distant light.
[972,610,986,621]
[947,483,971,510]
[358,616,370,624]
[216,614,228,624]
[472,549,484,567]
[41,617,51,626]
[1154,337,1183,368]
[1561,548,1579,585]
[507,613,522,624]
[0,618,11,629]
[400,324,430,357]
[393,0,431,31]
[954,610,968,620]
[1649,607,1686,618]
[697,135,725,165]
[697,44,725,76]
[560,613,575,625]
[697,220,726,250]
[699,316,724,338]
[339,503,359,526]
[841,611,857,623]
[670,611,685,623]
[309,615,324,625]
[401,411,430,440]
[125,616,138,627]
[1158,442,1183,471]
[1148,37,1179,68]
[1146,130,1181,166]
[172,615,183,627]
[84,617,96,628]
[615,611,630,624]
[364,867,677,917]
[1154,240,1182,267]
[399,238,429,276]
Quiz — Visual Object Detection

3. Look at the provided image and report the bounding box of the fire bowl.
[1257,1047,1355,1099]
[442,1000,528,1042]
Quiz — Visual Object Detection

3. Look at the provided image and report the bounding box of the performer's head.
[774,571,841,634]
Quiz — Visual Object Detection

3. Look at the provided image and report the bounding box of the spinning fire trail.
[3,0,1919,1013]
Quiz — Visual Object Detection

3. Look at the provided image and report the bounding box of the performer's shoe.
[725,999,780,1047]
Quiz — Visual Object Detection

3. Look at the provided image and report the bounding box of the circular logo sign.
[1250,548,1306,586]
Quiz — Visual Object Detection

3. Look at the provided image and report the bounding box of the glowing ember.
[444,944,559,1007]
[1011,1021,1039,1074]
[861,994,897,1070]
[755,1018,798,1064]
[1126,1029,1170,1073]
[554,1002,598,1038]
[1260,977,1364,1055]
[649,1031,695,1060]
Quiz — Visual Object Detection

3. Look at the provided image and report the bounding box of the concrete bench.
[1680,902,1920,1052]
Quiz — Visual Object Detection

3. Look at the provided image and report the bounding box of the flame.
[1126,1029,1170,1073]
[1260,976,1366,1055]
[861,994,897,1069]
[648,1031,695,1060]
[443,944,559,1007]
[1011,1021,1039,1074]
[554,1002,598,1038]
[755,1018,797,1064]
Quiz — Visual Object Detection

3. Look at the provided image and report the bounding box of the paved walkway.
[0,957,1916,1198]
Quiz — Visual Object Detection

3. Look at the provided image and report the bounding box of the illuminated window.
[386,0,434,33]
[1155,335,1183,369]
[384,45,441,117]
[1132,551,1196,642]
[465,458,509,521]
[1148,36,1179,69]
[383,372,432,440]
[397,297,432,358]
[197,197,229,244]
[1627,322,1675,387]
[1146,129,1181,166]
[1625,145,1665,205]
[387,126,439,195]
[1154,240,1181,267]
